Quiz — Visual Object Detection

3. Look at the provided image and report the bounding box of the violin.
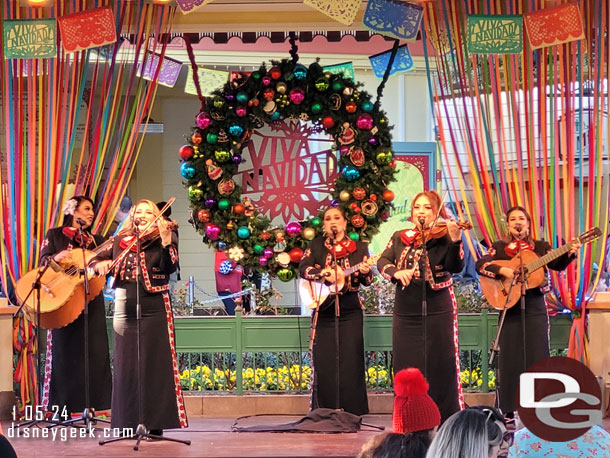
[413,220,472,247]
[140,220,179,245]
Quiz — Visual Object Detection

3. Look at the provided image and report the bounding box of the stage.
[2,415,392,458]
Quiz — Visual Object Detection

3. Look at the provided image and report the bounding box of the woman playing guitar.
[39,196,112,415]
[298,206,373,415]
[475,205,580,419]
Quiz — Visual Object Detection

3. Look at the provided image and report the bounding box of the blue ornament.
[270,111,282,121]
[293,64,308,80]
[361,100,374,112]
[180,162,196,179]
[219,259,233,274]
[228,124,244,137]
[342,165,360,182]
[217,241,227,251]
[237,226,251,239]
[236,91,249,104]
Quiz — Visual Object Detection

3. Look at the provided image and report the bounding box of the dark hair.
[503,205,534,244]
[62,196,94,228]
[157,201,171,218]
[371,432,431,458]
[410,190,448,221]
[323,206,346,220]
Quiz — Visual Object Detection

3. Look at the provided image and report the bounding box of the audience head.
[425,406,507,458]
[393,368,441,434]
[357,432,432,458]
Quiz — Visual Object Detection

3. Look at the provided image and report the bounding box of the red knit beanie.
[392,368,441,434]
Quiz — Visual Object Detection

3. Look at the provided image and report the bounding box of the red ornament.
[263,88,275,101]
[345,101,357,113]
[233,203,245,214]
[179,145,194,160]
[289,247,304,263]
[197,209,211,223]
[351,214,365,228]
[270,67,282,80]
[370,194,377,201]
[383,190,395,202]
[191,132,203,145]
[322,116,335,129]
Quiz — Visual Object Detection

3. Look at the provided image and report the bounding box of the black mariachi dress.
[377,229,465,422]
[299,236,373,416]
[476,239,576,413]
[40,226,112,413]
[91,235,188,430]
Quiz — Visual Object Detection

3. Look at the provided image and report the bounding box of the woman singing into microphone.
[40,196,112,415]
[377,190,465,421]
[298,206,373,415]
[90,199,187,435]
[475,205,580,418]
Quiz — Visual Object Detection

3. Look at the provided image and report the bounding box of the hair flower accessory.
[62,198,78,216]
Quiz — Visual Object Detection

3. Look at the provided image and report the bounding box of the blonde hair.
[119,199,160,235]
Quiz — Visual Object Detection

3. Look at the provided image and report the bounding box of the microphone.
[133,217,145,227]
[331,227,338,237]
[75,217,87,227]
[418,217,425,228]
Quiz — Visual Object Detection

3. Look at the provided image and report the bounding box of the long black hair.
[62,196,94,228]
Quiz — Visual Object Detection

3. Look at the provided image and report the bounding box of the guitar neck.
[524,242,571,272]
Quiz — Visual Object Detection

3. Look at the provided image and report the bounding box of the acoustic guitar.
[480,227,601,310]
[299,254,380,310]
[16,239,113,329]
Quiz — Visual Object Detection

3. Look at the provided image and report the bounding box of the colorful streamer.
[422,0,610,364]
[0,0,175,409]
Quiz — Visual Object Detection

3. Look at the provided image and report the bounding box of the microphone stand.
[13,261,54,428]
[50,221,110,430]
[516,228,528,372]
[330,229,341,410]
[417,218,430,378]
[100,219,190,450]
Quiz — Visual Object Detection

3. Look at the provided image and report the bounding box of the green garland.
[179,58,397,280]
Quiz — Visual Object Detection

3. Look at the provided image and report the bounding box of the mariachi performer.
[377,190,465,422]
[40,196,112,414]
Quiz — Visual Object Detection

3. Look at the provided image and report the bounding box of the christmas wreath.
[179,57,397,280]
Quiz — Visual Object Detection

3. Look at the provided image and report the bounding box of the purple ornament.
[206,224,220,240]
[225,93,235,101]
[286,221,302,236]
[235,106,247,117]
[204,198,216,208]
[232,155,242,164]
[356,113,374,130]
[331,200,338,207]
[289,88,306,105]
[263,248,274,259]
[262,76,272,86]
[259,256,268,266]
[196,112,212,129]
[368,136,379,146]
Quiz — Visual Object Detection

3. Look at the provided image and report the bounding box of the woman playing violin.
[475,205,580,418]
[377,190,465,422]
[39,196,112,414]
[298,206,373,415]
[90,199,187,435]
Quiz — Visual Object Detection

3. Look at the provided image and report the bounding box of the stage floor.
[4,415,610,457]
[2,415,392,458]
